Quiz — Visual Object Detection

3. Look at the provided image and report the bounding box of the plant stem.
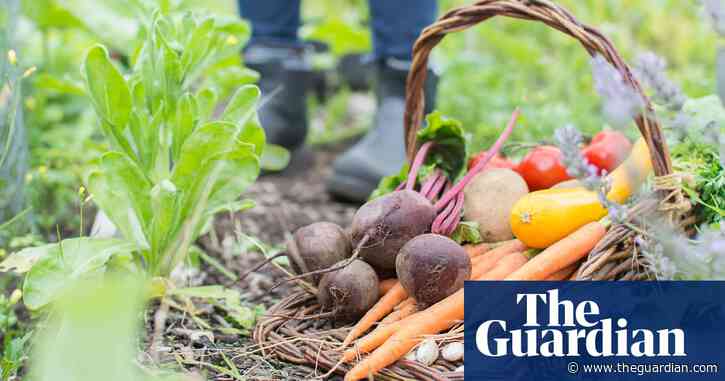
[405,142,433,191]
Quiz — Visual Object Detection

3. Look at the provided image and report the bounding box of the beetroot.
[289,222,352,284]
[396,234,471,307]
[240,222,351,286]
[317,259,380,321]
[350,190,436,271]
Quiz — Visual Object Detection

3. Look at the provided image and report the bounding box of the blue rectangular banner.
[464,281,725,380]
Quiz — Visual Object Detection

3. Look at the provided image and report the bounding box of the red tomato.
[467,151,517,171]
[582,131,632,175]
[516,146,572,191]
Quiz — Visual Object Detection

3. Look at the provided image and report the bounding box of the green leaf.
[181,17,215,74]
[196,87,218,123]
[170,120,260,240]
[450,221,483,245]
[19,238,135,310]
[260,144,290,171]
[149,180,178,254]
[0,242,53,273]
[86,152,152,249]
[416,111,468,180]
[32,74,85,96]
[29,275,151,381]
[82,45,132,130]
[207,148,260,212]
[172,92,196,161]
[222,85,258,121]
[21,0,83,30]
[57,0,139,56]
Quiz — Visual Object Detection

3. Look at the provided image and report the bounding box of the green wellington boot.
[328,58,438,202]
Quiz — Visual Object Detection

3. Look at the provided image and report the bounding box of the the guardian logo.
[476,289,686,358]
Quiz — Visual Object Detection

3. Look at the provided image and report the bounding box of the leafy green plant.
[1,10,270,310]
[29,274,189,381]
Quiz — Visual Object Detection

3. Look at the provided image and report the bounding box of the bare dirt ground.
[149,143,361,381]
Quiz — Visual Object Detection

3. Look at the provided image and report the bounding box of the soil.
[148,143,362,381]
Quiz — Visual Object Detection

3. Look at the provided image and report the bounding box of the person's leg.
[369,0,437,60]
[328,0,438,202]
[238,0,301,46]
[238,1,310,151]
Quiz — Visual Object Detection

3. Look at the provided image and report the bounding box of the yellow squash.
[510,137,653,248]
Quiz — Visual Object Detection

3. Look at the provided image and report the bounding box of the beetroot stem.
[405,141,434,191]
[428,172,447,201]
[420,170,445,201]
[431,191,456,234]
[441,192,465,236]
[434,108,521,211]
[419,171,438,197]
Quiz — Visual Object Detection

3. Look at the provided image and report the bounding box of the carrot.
[342,301,419,362]
[546,263,578,281]
[342,283,407,347]
[378,278,398,296]
[463,242,492,258]
[470,240,526,278]
[505,222,606,281]
[381,298,415,323]
[343,288,465,381]
[475,252,529,280]
[342,251,527,366]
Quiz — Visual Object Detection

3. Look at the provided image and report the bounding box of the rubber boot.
[245,43,313,151]
[327,58,438,202]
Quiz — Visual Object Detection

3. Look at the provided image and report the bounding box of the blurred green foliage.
[434,0,718,152]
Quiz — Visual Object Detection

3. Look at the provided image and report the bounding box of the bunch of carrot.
[340,221,606,381]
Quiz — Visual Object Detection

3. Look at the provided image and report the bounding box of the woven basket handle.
[404,0,672,178]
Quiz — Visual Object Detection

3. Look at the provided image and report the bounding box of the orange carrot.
[343,251,527,366]
[381,298,415,323]
[505,222,606,281]
[475,252,528,280]
[546,263,578,281]
[464,242,492,258]
[470,241,524,278]
[378,278,398,296]
[342,283,407,347]
[344,291,465,381]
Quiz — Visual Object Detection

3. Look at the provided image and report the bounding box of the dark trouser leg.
[238,0,301,45]
[239,0,310,151]
[328,0,438,202]
[368,0,437,60]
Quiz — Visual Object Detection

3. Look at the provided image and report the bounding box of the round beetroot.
[317,259,380,321]
[396,234,471,307]
[289,222,352,285]
[350,190,436,271]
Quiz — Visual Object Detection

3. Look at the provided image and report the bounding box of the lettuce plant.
[0,11,270,310]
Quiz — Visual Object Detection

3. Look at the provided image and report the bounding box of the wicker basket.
[402,0,690,281]
[253,0,691,379]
